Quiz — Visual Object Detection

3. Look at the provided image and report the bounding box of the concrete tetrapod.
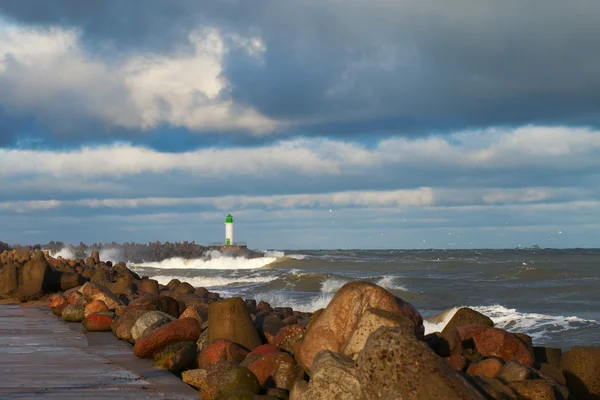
[208,297,263,351]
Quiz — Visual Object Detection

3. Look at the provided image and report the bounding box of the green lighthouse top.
[225,213,233,223]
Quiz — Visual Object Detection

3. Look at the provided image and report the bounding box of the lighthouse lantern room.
[225,213,234,246]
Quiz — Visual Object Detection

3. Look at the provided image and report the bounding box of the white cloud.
[0,186,591,214]
[0,188,432,213]
[0,24,277,133]
[1,125,600,180]
[0,141,339,178]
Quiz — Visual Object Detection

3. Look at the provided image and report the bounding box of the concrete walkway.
[0,305,198,399]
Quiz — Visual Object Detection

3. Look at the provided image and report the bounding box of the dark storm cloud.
[0,108,17,146]
[2,0,600,139]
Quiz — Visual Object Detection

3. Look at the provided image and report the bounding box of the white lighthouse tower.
[225,213,234,246]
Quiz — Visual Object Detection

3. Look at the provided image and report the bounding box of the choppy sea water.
[128,249,600,349]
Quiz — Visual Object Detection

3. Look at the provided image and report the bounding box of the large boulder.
[112,309,150,343]
[90,250,100,264]
[137,279,160,295]
[273,324,305,354]
[195,287,209,298]
[469,376,518,400]
[431,327,464,357]
[113,262,141,280]
[300,351,361,400]
[84,300,108,318]
[127,294,180,318]
[48,293,67,309]
[13,248,31,264]
[298,281,423,373]
[197,339,249,369]
[17,258,51,301]
[343,308,415,360]
[357,326,484,399]
[182,368,208,391]
[58,272,84,292]
[442,307,494,335]
[255,314,285,344]
[193,361,239,399]
[446,355,467,372]
[110,275,134,295]
[51,300,70,316]
[90,268,111,285]
[272,359,305,391]
[155,341,198,373]
[534,347,562,368]
[65,287,83,304]
[213,366,261,399]
[457,325,534,366]
[175,281,195,294]
[133,317,201,358]
[0,263,18,297]
[81,282,121,310]
[62,303,86,322]
[82,312,113,331]
[467,358,504,379]
[131,310,176,342]
[197,329,209,353]
[560,345,600,399]
[140,319,174,339]
[506,380,559,400]
[179,304,207,325]
[208,297,263,351]
[496,360,538,382]
[493,360,569,398]
[539,363,566,386]
[247,352,298,390]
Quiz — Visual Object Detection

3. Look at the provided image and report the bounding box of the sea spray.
[423,305,598,341]
[131,255,278,270]
[49,247,76,260]
[375,275,410,292]
[471,304,599,340]
[152,274,277,288]
[48,246,123,263]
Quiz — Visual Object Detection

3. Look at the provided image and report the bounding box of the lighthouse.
[225,213,234,246]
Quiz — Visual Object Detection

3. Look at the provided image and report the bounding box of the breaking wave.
[49,247,76,260]
[152,274,278,288]
[423,305,598,341]
[375,275,409,292]
[131,255,279,270]
[47,246,123,263]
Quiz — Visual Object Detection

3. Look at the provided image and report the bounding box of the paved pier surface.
[0,305,198,399]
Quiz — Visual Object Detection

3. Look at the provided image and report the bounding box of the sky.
[1,1,600,249]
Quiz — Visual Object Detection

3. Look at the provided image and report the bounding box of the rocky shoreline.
[1,249,599,399]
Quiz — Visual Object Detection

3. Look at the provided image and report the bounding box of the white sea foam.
[471,305,598,340]
[254,291,336,313]
[423,305,598,340]
[375,276,409,292]
[247,276,349,312]
[99,248,122,263]
[151,274,277,287]
[320,277,350,293]
[260,250,306,260]
[47,246,122,263]
[202,250,218,258]
[263,250,285,258]
[423,307,460,334]
[131,255,278,270]
[49,247,76,260]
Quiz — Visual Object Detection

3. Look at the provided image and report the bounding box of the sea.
[126,249,599,350]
